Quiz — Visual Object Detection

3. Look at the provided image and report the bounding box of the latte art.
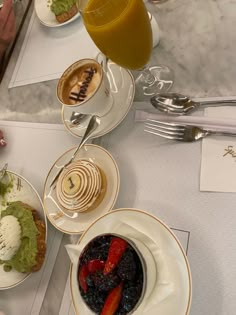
[56,160,105,212]
[61,63,102,106]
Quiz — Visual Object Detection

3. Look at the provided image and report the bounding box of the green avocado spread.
[0,201,39,273]
[50,0,77,16]
[0,173,13,199]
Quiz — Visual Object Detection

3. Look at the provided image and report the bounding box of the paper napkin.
[200,107,236,192]
[65,221,174,314]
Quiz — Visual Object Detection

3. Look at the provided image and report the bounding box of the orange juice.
[83,0,152,70]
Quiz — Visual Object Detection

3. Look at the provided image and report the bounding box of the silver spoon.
[50,115,100,187]
[70,111,92,126]
[150,93,236,115]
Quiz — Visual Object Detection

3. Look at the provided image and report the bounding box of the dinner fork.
[144,119,236,142]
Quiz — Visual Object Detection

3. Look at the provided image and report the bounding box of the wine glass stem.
[140,66,156,85]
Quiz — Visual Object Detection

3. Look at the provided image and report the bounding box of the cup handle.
[96,52,109,73]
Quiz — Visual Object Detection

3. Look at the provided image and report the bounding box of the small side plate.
[34,0,80,28]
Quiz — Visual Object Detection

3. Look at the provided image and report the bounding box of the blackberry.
[88,271,120,291]
[121,286,141,313]
[86,274,94,287]
[97,272,120,291]
[117,249,136,281]
[80,287,106,314]
[80,236,112,264]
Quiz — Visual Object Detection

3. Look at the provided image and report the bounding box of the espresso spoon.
[50,115,100,188]
[150,93,236,115]
[70,111,93,126]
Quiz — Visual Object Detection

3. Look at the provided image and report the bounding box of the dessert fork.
[144,119,236,142]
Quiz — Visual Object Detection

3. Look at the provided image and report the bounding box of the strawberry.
[100,282,123,315]
[78,264,89,293]
[104,237,128,275]
[87,259,105,273]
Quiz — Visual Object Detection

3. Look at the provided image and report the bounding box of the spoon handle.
[50,115,98,187]
[199,98,236,106]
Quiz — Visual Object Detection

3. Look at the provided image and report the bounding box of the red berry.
[87,259,105,273]
[104,237,128,275]
[78,264,89,293]
[100,282,123,315]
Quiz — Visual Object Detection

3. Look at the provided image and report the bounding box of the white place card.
[200,107,236,192]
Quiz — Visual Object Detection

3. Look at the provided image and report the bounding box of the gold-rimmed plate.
[70,208,192,315]
[0,171,47,290]
[43,144,120,234]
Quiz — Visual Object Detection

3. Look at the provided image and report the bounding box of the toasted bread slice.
[18,202,46,272]
[56,3,78,24]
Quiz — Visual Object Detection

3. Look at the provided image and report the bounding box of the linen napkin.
[65,221,174,314]
[200,107,236,192]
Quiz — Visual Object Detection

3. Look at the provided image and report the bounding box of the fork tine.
[144,120,185,140]
[144,127,184,140]
[146,119,185,131]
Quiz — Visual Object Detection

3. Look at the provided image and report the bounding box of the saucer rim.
[42,144,120,234]
[61,62,135,139]
[69,208,192,315]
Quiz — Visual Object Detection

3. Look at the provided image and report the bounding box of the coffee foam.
[56,159,106,212]
[61,63,101,105]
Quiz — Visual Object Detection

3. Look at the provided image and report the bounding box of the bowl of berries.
[69,233,146,315]
[76,233,146,315]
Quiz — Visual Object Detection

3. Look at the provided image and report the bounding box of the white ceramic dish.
[62,61,135,139]
[70,208,192,315]
[0,171,47,290]
[43,144,120,234]
[34,0,80,28]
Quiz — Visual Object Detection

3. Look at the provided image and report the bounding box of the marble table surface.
[1,0,236,314]
[1,0,236,123]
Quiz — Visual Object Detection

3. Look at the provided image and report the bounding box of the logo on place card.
[223,145,236,161]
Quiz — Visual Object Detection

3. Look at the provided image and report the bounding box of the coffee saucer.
[43,144,120,234]
[61,61,135,138]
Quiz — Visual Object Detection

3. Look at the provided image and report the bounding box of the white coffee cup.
[57,58,113,116]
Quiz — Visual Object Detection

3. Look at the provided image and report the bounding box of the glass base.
[149,0,169,3]
[135,65,174,96]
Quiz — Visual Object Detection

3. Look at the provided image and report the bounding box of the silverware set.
[145,93,236,142]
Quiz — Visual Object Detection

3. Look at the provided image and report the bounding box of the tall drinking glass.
[78,0,173,95]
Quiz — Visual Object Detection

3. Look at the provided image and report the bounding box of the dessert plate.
[43,144,120,234]
[34,0,80,28]
[0,171,47,290]
[62,61,135,139]
[70,208,192,315]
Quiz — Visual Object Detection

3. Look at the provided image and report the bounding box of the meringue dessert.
[56,159,106,212]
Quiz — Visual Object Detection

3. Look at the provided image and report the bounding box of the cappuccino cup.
[57,58,113,116]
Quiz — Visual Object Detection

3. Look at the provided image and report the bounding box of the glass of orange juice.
[78,0,173,95]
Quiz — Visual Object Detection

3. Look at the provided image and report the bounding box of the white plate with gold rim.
[34,0,80,28]
[70,208,192,315]
[0,171,47,290]
[61,61,135,139]
[43,144,120,234]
